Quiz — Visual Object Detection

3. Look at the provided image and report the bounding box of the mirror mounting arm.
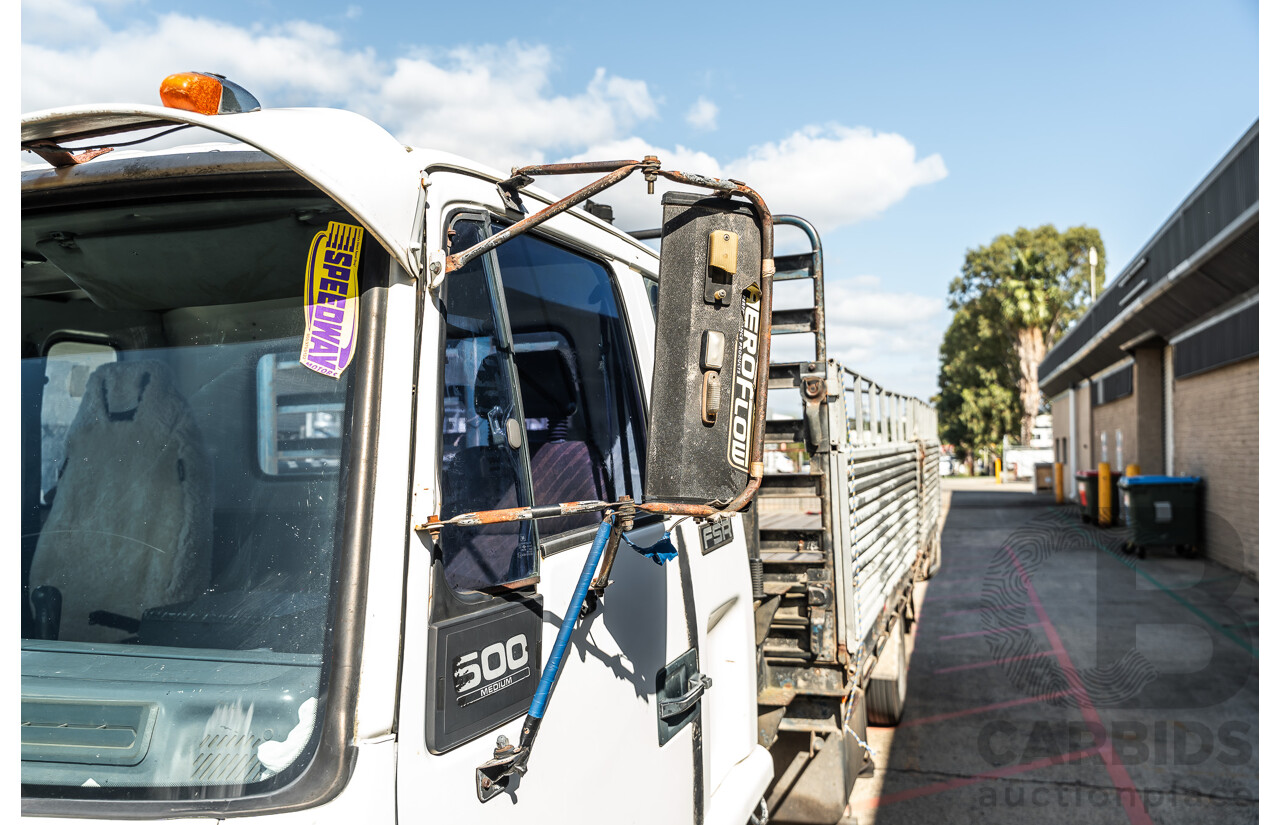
[446,158,776,273]
[446,158,658,274]
[432,156,776,526]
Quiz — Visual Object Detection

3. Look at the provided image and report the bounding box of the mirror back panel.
[646,192,764,504]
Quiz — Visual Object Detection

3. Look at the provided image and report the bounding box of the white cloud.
[376,56,658,166]
[21,4,944,223]
[729,125,946,230]
[770,278,946,400]
[21,11,384,115]
[559,125,945,236]
[21,0,112,45]
[20,3,658,168]
[685,97,718,131]
[824,276,942,331]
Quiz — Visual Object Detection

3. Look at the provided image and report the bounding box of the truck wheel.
[1176,544,1199,559]
[866,619,906,726]
[916,539,941,582]
[926,538,941,579]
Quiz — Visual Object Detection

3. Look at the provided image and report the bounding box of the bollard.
[1098,462,1112,527]
[1054,462,1064,504]
[995,457,1002,484]
[1125,464,1140,477]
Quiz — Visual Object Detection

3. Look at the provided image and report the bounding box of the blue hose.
[528,519,613,720]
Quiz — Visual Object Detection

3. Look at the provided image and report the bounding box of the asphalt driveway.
[847,477,1259,824]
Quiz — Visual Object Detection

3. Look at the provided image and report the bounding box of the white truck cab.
[21,76,772,824]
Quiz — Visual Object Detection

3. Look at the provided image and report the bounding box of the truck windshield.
[20,185,380,801]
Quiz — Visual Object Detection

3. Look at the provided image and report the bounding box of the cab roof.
[23,104,429,277]
[22,103,659,276]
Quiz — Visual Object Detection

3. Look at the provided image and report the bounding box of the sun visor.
[30,196,345,311]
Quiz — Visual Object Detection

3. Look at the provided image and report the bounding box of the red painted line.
[933,649,1056,675]
[851,746,1101,811]
[898,689,1078,729]
[937,621,1043,641]
[940,602,1030,617]
[923,590,984,602]
[1005,546,1154,825]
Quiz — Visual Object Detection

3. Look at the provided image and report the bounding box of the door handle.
[659,672,712,720]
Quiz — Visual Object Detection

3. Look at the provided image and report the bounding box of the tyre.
[916,538,941,582]
[1122,541,1134,555]
[866,618,906,726]
[926,538,941,579]
[1176,544,1200,559]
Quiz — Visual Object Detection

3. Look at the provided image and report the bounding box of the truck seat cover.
[30,360,213,642]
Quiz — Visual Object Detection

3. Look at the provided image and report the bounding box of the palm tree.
[947,224,1105,445]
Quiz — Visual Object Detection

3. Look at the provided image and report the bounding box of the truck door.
[616,259,770,824]
[670,512,761,818]
[397,200,701,823]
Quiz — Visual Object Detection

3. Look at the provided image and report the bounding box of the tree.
[936,296,1019,472]
[944,224,1105,445]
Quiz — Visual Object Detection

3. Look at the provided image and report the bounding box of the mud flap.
[766,689,868,824]
[766,730,854,824]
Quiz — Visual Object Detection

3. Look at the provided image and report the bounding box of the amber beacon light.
[159,72,261,115]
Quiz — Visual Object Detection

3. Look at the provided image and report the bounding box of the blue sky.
[19,0,1260,400]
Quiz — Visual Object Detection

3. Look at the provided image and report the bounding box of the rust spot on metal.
[449,162,646,272]
[637,501,716,517]
[459,506,536,525]
[511,160,641,178]
[655,169,774,260]
[25,142,114,168]
[559,500,605,513]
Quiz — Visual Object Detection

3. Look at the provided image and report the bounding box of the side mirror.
[646,192,767,505]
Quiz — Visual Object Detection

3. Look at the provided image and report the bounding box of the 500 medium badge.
[452,633,532,707]
[728,292,761,473]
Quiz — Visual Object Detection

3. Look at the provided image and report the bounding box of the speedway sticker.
[301,221,363,378]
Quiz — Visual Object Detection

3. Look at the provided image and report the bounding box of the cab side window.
[436,219,648,591]
[493,231,646,543]
[438,219,537,592]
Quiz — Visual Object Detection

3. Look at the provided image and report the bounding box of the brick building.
[1039,122,1258,576]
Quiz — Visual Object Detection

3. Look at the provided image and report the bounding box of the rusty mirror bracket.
[422,158,774,531]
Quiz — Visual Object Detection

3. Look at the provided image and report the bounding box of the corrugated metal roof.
[1039,121,1259,396]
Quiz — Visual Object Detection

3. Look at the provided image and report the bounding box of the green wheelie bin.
[1117,475,1202,558]
[1075,470,1097,523]
[1075,470,1121,526]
